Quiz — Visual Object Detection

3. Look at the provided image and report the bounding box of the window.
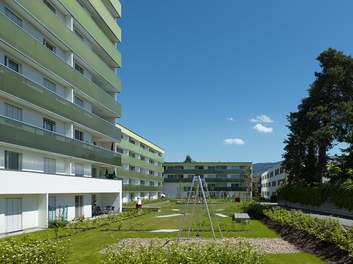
[129,152,136,158]
[5,7,22,27]
[74,28,84,41]
[140,156,145,161]
[75,130,84,141]
[5,103,22,121]
[43,0,56,13]
[149,159,154,164]
[5,151,22,170]
[140,180,145,186]
[116,148,123,154]
[129,138,135,144]
[44,157,56,174]
[43,118,56,132]
[43,39,56,53]
[4,56,20,72]
[129,166,135,171]
[43,78,56,92]
[74,63,84,75]
[74,96,84,108]
[75,163,84,176]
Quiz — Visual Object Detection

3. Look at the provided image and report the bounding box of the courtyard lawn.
[2,200,326,264]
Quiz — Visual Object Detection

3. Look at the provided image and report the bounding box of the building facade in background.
[116,124,164,203]
[0,0,122,234]
[260,163,286,199]
[163,161,252,199]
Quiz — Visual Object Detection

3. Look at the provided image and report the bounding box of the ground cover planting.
[0,200,326,263]
[248,204,353,263]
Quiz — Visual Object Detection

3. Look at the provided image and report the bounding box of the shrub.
[0,237,71,263]
[263,207,353,255]
[102,239,265,264]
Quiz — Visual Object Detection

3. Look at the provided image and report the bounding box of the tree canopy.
[283,48,353,184]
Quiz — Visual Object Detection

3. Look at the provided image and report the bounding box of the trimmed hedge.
[277,179,353,211]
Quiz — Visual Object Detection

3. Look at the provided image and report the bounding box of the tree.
[283,48,353,184]
[184,155,193,163]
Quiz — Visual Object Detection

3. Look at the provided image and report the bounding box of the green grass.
[1,200,325,263]
[265,253,325,264]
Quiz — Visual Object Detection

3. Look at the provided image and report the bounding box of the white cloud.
[250,115,274,123]
[253,124,273,133]
[227,117,235,122]
[223,138,245,145]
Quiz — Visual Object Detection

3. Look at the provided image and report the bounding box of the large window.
[43,0,56,13]
[43,118,56,132]
[5,103,22,121]
[43,78,56,92]
[43,39,56,53]
[74,130,84,141]
[74,96,84,108]
[4,56,20,72]
[74,28,84,41]
[5,151,22,170]
[74,63,84,75]
[5,7,22,27]
[44,157,56,174]
[75,163,84,176]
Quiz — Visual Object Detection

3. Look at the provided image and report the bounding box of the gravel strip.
[109,238,300,254]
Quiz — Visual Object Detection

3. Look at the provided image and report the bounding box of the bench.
[232,213,250,223]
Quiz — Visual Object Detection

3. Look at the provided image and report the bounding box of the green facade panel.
[57,0,121,65]
[117,169,163,182]
[119,140,164,164]
[87,0,121,41]
[121,156,163,173]
[164,178,244,183]
[123,185,163,192]
[0,65,120,141]
[0,14,121,117]
[0,116,121,166]
[163,169,248,175]
[14,0,121,92]
[108,0,121,17]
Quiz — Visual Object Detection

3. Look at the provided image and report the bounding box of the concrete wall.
[279,200,353,218]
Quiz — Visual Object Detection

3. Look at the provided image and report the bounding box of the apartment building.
[116,124,164,203]
[0,0,122,234]
[163,161,252,199]
[260,163,286,199]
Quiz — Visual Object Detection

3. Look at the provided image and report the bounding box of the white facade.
[260,164,286,199]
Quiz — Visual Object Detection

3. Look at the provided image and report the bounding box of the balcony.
[12,1,121,91]
[117,169,163,182]
[0,65,120,141]
[0,170,122,194]
[118,140,164,164]
[121,156,163,173]
[164,178,244,183]
[86,0,121,42]
[0,13,121,117]
[122,185,163,192]
[58,0,121,61]
[0,116,121,166]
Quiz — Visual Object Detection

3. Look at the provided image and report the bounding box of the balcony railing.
[0,116,121,166]
[122,185,163,192]
[0,65,120,141]
[0,14,121,117]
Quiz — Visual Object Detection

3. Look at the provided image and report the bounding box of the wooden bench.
[232,213,250,223]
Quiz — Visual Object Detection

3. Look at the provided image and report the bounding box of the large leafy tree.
[283,48,353,184]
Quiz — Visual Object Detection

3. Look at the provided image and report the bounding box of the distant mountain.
[252,161,282,177]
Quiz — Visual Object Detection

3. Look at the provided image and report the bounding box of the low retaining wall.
[278,200,353,219]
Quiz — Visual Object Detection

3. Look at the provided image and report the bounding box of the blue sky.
[117,0,353,163]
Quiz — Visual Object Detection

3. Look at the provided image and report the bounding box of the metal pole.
[177,176,195,241]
